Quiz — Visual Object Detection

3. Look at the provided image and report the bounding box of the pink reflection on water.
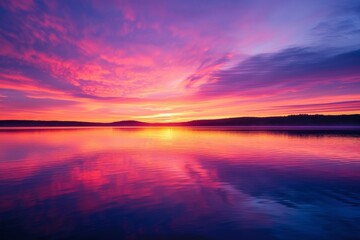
[0,127,359,237]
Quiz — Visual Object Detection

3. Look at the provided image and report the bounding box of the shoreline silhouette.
[1,114,359,127]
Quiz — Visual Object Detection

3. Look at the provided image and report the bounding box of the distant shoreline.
[1,114,359,127]
[1,126,360,132]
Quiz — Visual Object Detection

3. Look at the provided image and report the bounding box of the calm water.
[0,127,359,240]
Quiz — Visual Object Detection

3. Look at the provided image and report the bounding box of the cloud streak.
[195,47,360,97]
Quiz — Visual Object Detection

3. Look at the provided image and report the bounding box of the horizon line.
[1,113,359,123]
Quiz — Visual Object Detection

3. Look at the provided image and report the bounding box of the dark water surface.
[0,127,359,240]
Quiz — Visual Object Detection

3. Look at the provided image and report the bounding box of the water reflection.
[0,127,359,239]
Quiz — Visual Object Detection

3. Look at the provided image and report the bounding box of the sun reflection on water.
[0,127,359,239]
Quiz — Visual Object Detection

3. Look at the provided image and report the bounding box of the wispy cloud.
[194,47,360,98]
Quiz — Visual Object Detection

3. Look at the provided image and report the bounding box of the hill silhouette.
[0,114,359,127]
[182,114,360,126]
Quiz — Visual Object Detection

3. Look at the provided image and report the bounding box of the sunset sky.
[0,0,359,122]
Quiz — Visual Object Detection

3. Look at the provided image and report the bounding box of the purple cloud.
[193,47,360,99]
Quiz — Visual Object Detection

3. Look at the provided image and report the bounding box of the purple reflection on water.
[0,127,359,239]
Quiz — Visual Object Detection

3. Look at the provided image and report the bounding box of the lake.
[0,127,359,239]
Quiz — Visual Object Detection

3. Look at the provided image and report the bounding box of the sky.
[0,0,359,122]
